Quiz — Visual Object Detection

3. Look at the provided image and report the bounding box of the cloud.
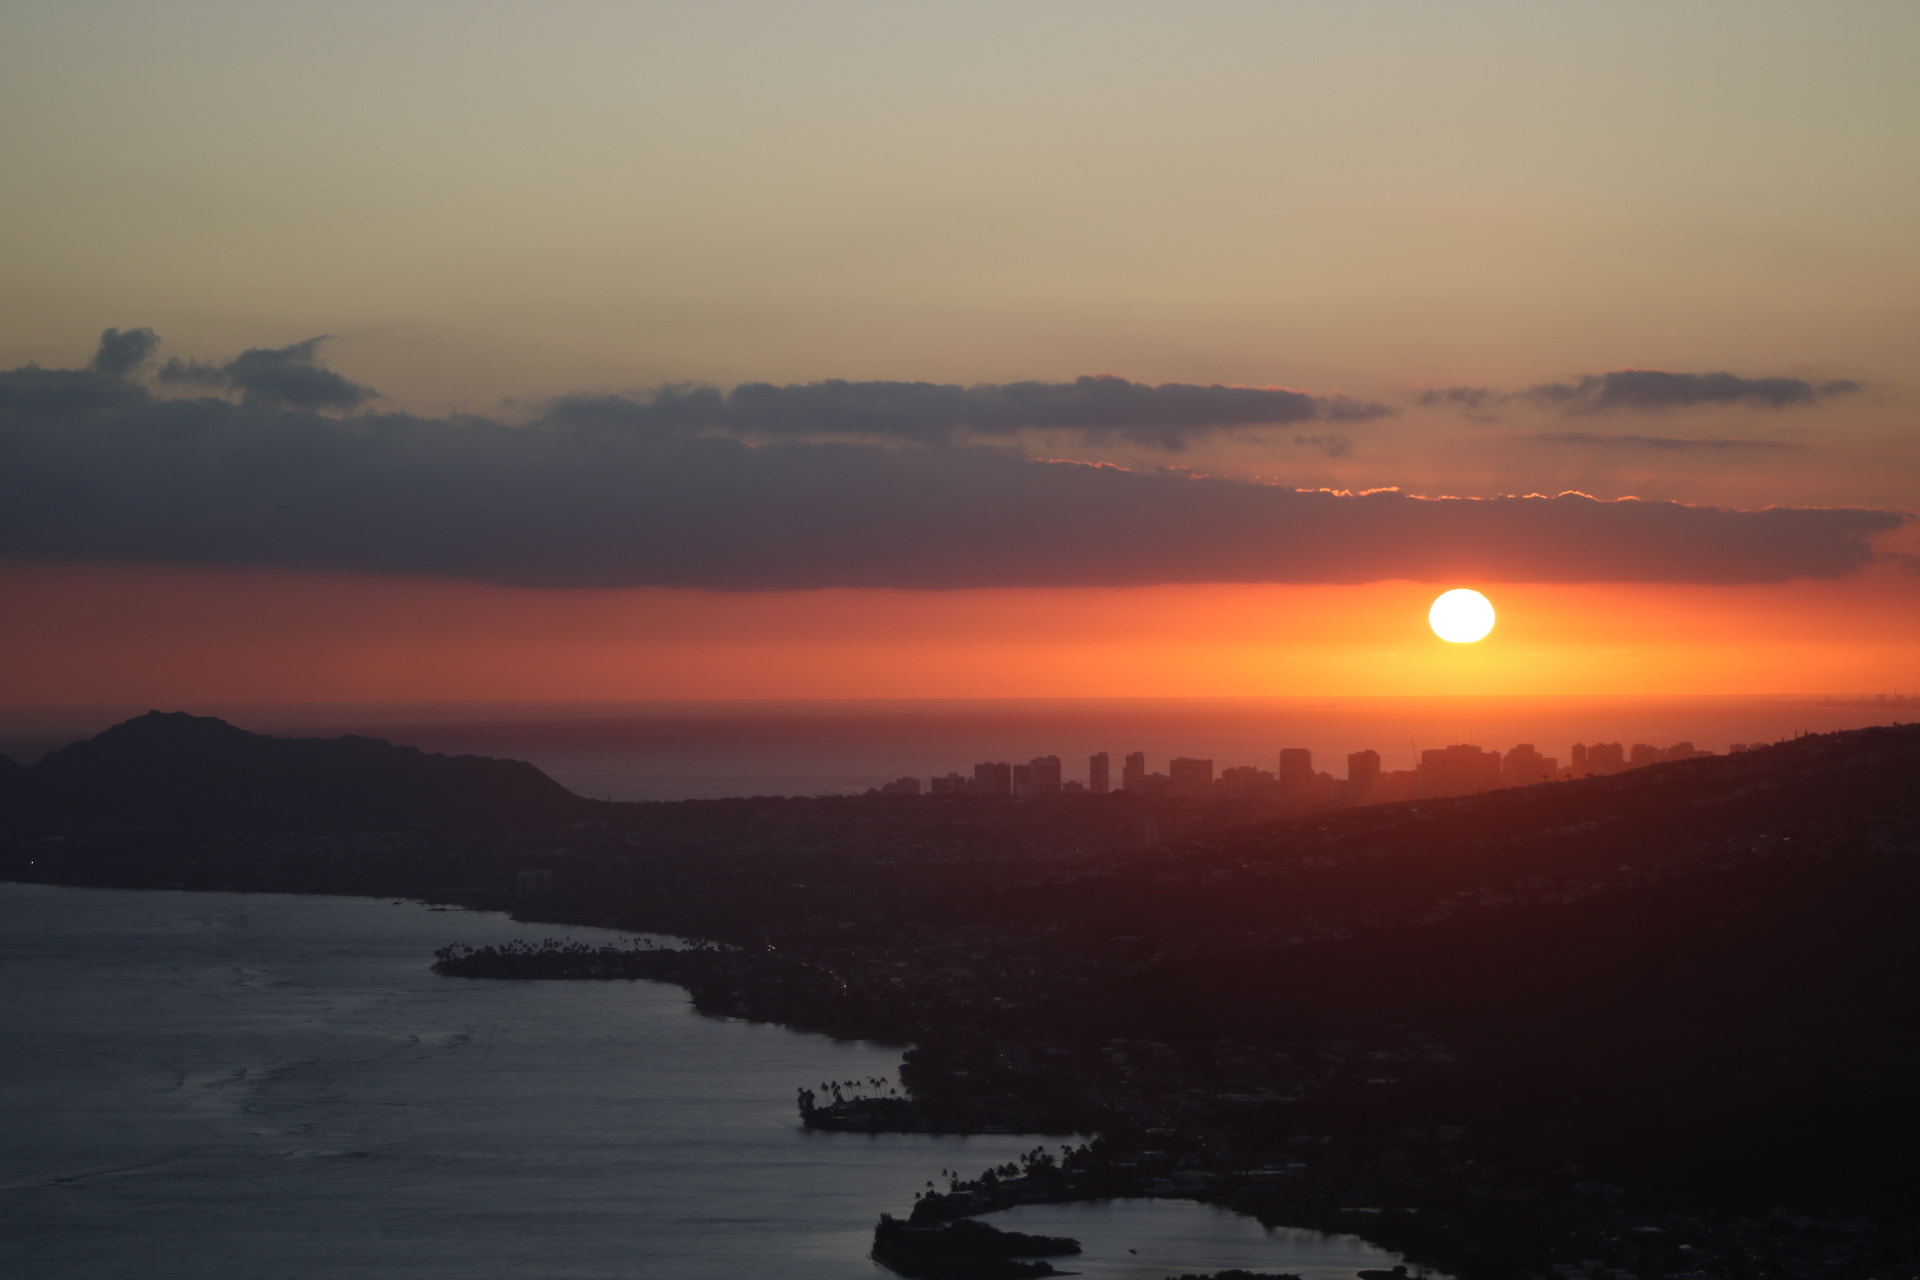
[1316,394,1395,423]
[0,337,1901,590]
[155,357,229,389]
[1528,433,1805,452]
[549,374,1393,452]
[1417,386,1497,411]
[1292,434,1354,458]
[158,335,376,410]
[1524,369,1860,413]
[89,327,160,379]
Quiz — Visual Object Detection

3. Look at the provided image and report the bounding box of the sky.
[2,1,1917,705]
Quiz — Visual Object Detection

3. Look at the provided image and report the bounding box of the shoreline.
[431,937,1461,1277]
[11,721,1920,1278]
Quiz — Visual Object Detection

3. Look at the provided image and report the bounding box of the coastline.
[9,719,1920,1279]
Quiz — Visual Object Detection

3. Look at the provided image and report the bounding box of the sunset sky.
[3,1,1917,704]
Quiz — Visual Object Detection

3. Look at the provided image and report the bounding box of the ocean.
[0,883,1406,1279]
[1,695,1907,801]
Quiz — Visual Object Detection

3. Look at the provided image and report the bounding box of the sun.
[1429,588,1495,643]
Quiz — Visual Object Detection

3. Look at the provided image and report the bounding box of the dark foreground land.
[5,711,1920,1279]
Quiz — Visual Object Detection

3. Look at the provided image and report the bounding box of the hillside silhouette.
[16,711,580,829]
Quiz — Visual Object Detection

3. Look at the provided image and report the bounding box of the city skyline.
[879,732,1745,806]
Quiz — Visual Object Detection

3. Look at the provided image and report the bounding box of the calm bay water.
[0,883,1402,1279]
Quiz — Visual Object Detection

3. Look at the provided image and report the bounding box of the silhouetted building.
[929,772,967,795]
[1576,742,1625,775]
[1030,755,1062,796]
[1501,744,1556,787]
[878,776,921,796]
[1217,765,1274,799]
[973,761,1012,797]
[1168,756,1214,801]
[1122,751,1147,793]
[1089,752,1110,795]
[1347,749,1381,801]
[1419,744,1501,798]
[1279,748,1313,802]
[1629,742,1662,768]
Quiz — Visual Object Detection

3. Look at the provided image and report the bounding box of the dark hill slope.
[23,711,581,829]
[1030,724,1920,1206]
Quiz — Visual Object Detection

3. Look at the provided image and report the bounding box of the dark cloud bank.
[1529,433,1804,453]
[1421,370,1861,419]
[157,335,376,411]
[551,374,1389,451]
[1526,369,1860,413]
[0,332,1899,591]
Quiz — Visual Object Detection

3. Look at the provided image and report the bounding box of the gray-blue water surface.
[0,882,1405,1278]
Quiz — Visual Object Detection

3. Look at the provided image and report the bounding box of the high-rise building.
[1218,765,1274,798]
[1582,742,1624,774]
[1346,749,1381,800]
[1030,755,1062,796]
[1501,744,1557,787]
[1279,748,1313,801]
[1122,751,1147,793]
[1088,752,1110,794]
[1418,744,1502,798]
[973,761,1012,797]
[1168,757,1214,800]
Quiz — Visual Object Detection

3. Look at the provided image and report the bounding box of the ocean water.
[0,883,1405,1279]
[3,694,1901,800]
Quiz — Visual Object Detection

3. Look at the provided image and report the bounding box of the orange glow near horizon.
[1,559,1917,707]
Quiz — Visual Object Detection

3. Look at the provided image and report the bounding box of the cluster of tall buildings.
[1570,740,1705,773]
[921,756,1065,798]
[874,736,1728,806]
[882,747,1376,803]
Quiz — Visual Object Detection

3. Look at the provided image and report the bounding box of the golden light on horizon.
[1429,588,1496,644]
